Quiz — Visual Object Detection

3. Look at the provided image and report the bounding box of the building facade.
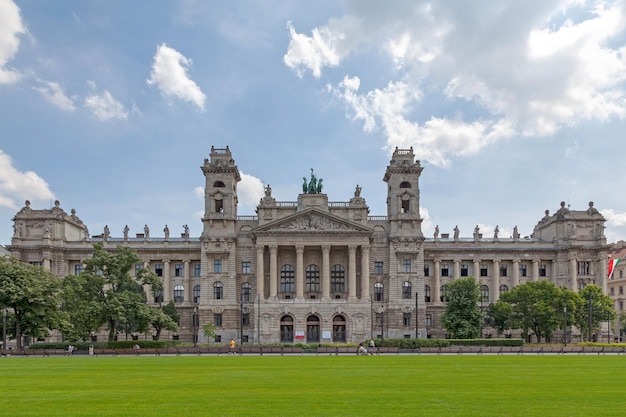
[7,146,610,344]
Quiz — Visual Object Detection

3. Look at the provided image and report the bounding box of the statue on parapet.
[302,168,323,194]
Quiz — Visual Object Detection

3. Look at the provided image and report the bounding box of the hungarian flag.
[608,257,623,280]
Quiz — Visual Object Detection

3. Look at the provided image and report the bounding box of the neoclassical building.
[7,147,610,344]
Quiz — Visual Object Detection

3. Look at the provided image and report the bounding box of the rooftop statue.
[302,168,323,194]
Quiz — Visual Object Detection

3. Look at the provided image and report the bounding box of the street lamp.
[563,306,567,347]
[415,292,419,339]
[193,304,198,347]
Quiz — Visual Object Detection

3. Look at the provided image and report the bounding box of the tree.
[440,277,482,339]
[574,285,616,342]
[499,281,572,343]
[150,305,179,340]
[0,256,63,349]
[65,243,163,342]
[484,301,513,336]
[202,322,216,342]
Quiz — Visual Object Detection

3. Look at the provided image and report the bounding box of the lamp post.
[563,306,567,347]
[192,304,198,347]
[608,311,611,343]
[415,292,419,339]
[588,289,593,342]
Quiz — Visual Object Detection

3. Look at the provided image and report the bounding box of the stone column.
[512,259,519,288]
[599,256,607,294]
[184,260,191,303]
[269,245,277,298]
[492,260,500,303]
[569,258,577,291]
[434,259,441,305]
[296,245,304,299]
[532,260,539,282]
[163,260,171,301]
[322,245,330,299]
[256,245,265,299]
[348,245,357,299]
[453,260,460,279]
[473,260,480,283]
[361,245,370,301]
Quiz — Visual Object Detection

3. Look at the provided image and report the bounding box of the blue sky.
[2,0,626,245]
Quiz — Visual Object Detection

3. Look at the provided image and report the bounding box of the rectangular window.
[374,261,383,274]
[155,263,163,277]
[441,264,449,277]
[520,264,527,277]
[620,301,624,311]
[214,259,222,273]
[174,263,183,277]
[214,335,221,343]
[578,261,591,275]
[242,313,250,327]
[74,264,83,276]
[621,270,624,279]
[242,261,251,274]
[424,265,430,277]
[403,313,411,327]
[426,314,432,327]
[375,312,383,327]
[480,264,488,277]
[214,313,222,327]
[135,264,142,276]
[402,259,411,273]
[619,286,624,295]
[500,265,507,277]
[610,287,615,296]
[194,264,201,277]
[30,261,42,267]
[539,264,547,277]
[460,264,469,277]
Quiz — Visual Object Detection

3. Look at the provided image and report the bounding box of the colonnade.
[255,244,370,300]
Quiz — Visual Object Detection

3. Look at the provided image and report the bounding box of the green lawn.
[0,355,623,416]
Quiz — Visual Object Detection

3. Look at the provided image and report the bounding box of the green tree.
[500,281,572,343]
[0,256,63,349]
[67,243,163,342]
[574,285,616,341]
[202,322,216,342]
[484,301,513,336]
[441,277,482,339]
[149,300,179,341]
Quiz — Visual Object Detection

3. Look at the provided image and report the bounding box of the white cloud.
[147,43,206,111]
[33,80,76,111]
[601,208,626,242]
[287,1,626,166]
[84,81,128,121]
[193,186,204,199]
[0,149,54,209]
[238,172,264,210]
[0,0,26,83]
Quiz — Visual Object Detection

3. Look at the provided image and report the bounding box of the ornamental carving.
[277,214,351,231]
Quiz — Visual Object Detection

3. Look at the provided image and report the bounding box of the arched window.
[402,281,412,299]
[213,281,223,300]
[331,264,345,294]
[174,285,184,303]
[306,264,320,293]
[213,181,225,187]
[280,315,294,343]
[193,285,200,304]
[499,284,508,296]
[374,282,384,302]
[280,264,295,294]
[481,285,489,303]
[242,282,251,302]
[440,285,448,302]
[424,285,431,303]
[399,181,411,188]
[333,315,346,342]
[306,315,320,343]
[154,289,164,304]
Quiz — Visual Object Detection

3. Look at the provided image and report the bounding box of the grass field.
[0,354,624,416]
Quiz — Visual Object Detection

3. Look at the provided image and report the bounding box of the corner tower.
[383,147,424,236]
[201,146,241,237]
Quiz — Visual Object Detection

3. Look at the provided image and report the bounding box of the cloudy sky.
[2,0,626,245]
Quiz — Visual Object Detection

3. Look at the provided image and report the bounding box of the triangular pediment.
[253,208,372,234]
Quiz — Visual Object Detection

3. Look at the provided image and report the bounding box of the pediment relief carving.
[256,211,371,234]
